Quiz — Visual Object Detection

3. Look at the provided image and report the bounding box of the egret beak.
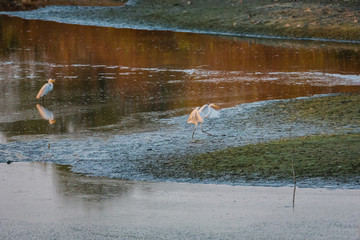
[50,79,56,83]
[212,104,219,108]
[49,120,56,124]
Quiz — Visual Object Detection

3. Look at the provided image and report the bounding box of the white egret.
[187,103,220,138]
[36,79,55,100]
[36,104,56,124]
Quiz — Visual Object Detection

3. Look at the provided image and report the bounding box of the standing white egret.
[187,103,220,138]
[36,79,55,100]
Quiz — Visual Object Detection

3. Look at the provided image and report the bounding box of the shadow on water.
[0,15,359,140]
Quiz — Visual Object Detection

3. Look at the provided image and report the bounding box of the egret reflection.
[36,104,56,124]
[187,104,220,138]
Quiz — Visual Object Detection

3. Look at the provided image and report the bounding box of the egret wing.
[207,106,220,118]
[187,107,205,124]
[200,104,220,118]
[199,104,208,114]
[36,83,50,99]
[199,104,220,119]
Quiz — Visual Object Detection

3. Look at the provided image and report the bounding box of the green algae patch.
[189,134,360,181]
[268,93,360,128]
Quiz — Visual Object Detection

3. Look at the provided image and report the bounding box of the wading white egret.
[36,104,56,124]
[36,79,55,100]
[187,103,220,138]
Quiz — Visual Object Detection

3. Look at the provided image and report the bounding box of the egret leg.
[192,124,197,138]
[200,123,212,136]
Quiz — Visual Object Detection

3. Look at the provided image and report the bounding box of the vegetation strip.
[188,134,360,181]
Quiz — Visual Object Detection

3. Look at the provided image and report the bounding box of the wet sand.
[1,162,359,240]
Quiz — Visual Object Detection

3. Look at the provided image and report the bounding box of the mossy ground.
[267,93,360,128]
[188,134,360,182]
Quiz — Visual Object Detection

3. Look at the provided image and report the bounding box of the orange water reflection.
[0,15,359,137]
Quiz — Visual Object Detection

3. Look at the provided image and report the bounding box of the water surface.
[1,15,359,141]
[1,162,359,239]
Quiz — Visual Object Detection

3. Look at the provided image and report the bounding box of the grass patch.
[263,93,360,127]
[286,94,360,126]
[188,134,360,181]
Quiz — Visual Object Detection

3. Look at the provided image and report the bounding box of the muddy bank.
[1,94,359,187]
[1,0,360,41]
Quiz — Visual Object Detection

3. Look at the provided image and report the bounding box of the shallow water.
[0,13,360,184]
[1,14,360,140]
[1,162,359,239]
